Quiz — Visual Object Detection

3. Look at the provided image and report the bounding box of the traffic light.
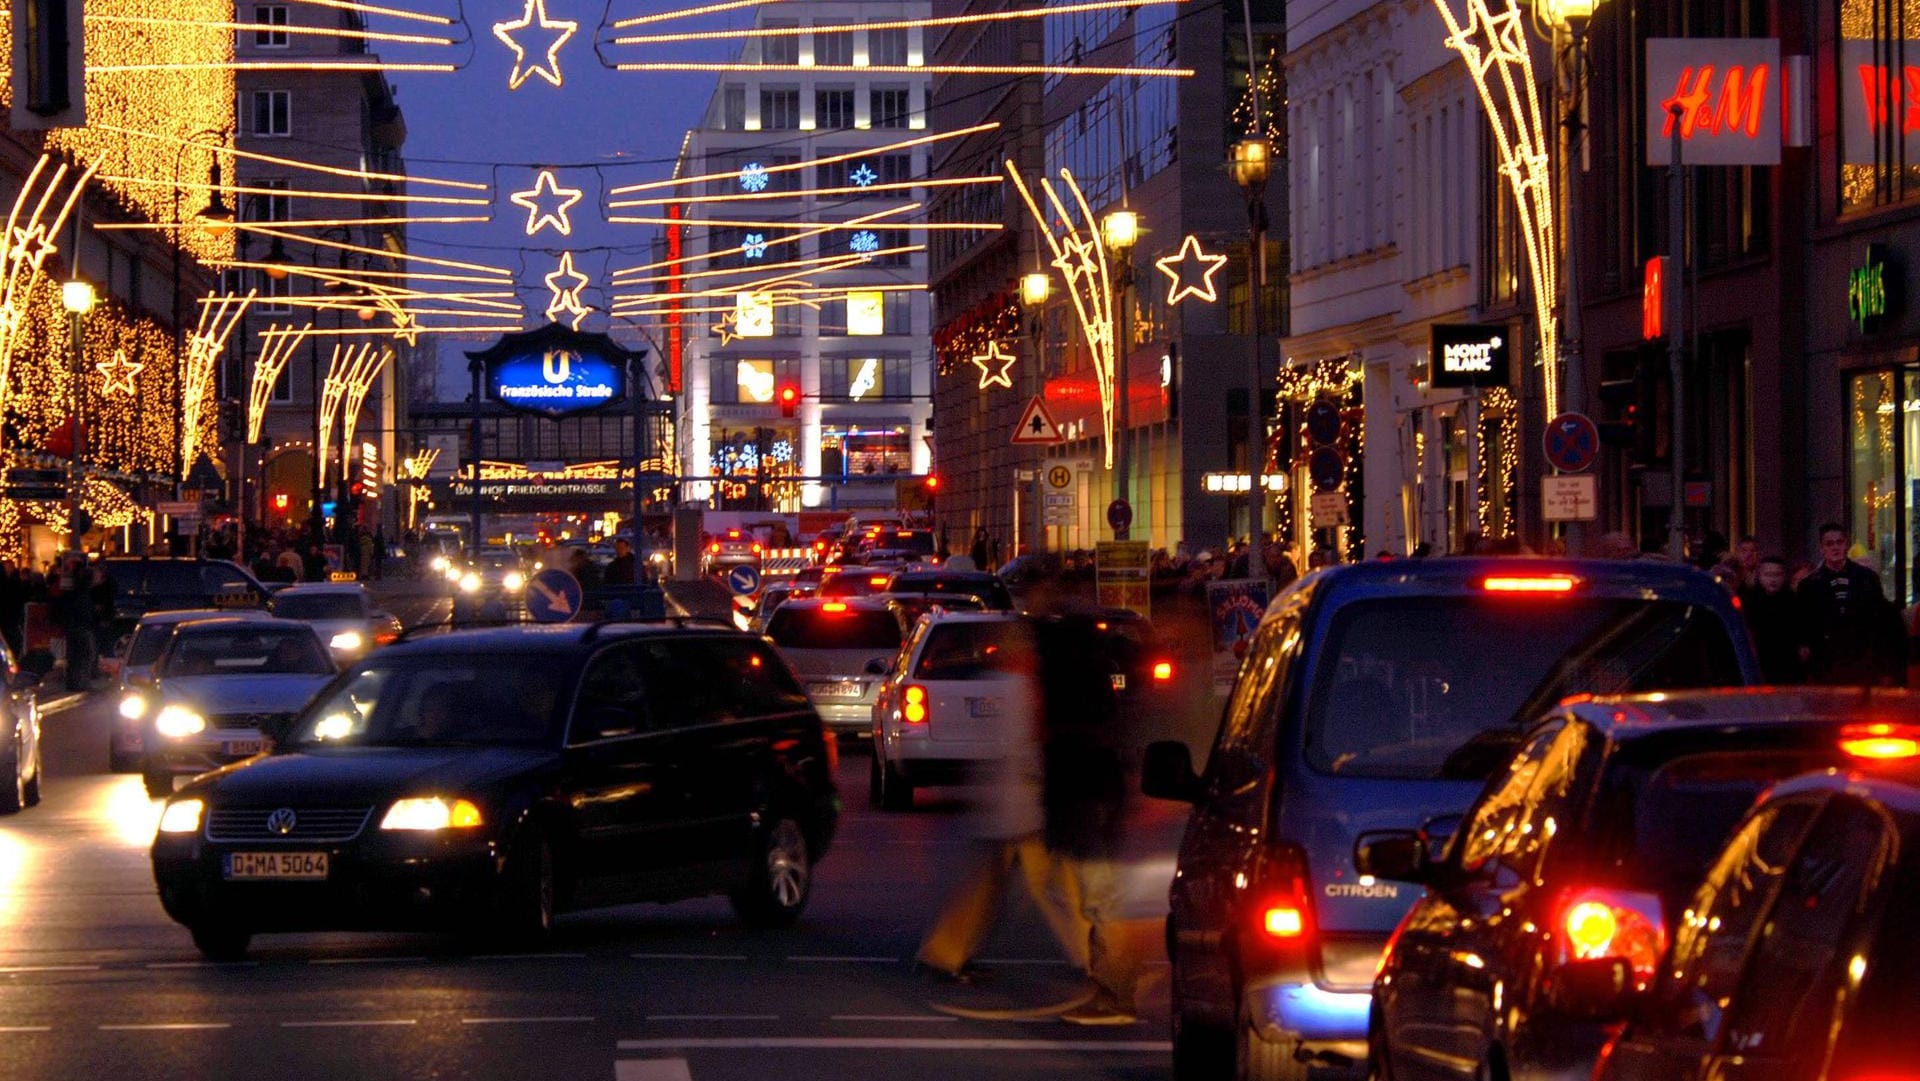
[778,384,799,418]
[924,474,939,493]
[1597,373,1641,449]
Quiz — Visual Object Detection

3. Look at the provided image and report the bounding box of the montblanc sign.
[1429,323,1512,389]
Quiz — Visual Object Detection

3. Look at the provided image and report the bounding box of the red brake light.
[1152,661,1174,682]
[1557,888,1665,983]
[752,543,763,554]
[1483,575,1579,594]
[710,543,720,554]
[1262,906,1304,938]
[869,576,889,587]
[903,685,928,724]
[821,602,849,613]
[1840,723,1920,760]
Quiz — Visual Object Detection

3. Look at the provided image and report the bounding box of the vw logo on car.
[266,808,298,836]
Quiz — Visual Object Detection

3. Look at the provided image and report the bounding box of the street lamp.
[1020,271,1050,310]
[1101,209,1138,540]
[1019,271,1051,555]
[61,276,96,552]
[1232,135,1273,576]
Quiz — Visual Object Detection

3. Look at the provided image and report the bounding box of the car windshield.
[767,607,902,650]
[272,593,363,620]
[125,622,180,667]
[819,573,889,598]
[913,621,1030,679]
[872,531,935,555]
[162,627,333,677]
[291,653,569,748]
[1303,596,1743,779]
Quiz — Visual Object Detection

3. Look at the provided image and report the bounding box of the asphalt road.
[0,621,1188,1081]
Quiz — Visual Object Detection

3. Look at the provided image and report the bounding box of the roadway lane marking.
[146,961,258,969]
[645,1015,779,1022]
[0,1026,52,1033]
[468,952,588,961]
[309,956,428,966]
[785,955,899,964]
[615,1059,692,1081]
[629,953,748,962]
[830,1015,958,1024]
[100,1023,233,1032]
[38,693,88,716]
[0,964,100,973]
[461,1016,597,1025]
[615,1037,1173,1052]
[280,1020,418,1029]
[975,958,1072,966]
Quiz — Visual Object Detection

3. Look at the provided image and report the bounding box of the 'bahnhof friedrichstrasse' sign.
[468,322,642,419]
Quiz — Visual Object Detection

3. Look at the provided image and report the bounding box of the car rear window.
[163,627,333,676]
[891,576,1014,609]
[768,607,902,650]
[874,531,936,555]
[1303,596,1743,779]
[819,572,890,598]
[272,593,364,620]
[913,621,1030,679]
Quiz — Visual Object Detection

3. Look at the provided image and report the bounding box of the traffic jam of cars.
[16,532,1915,1081]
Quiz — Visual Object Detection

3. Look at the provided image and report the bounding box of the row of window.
[748,23,912,67]
[718,86,916,131]
[707,356,917,405]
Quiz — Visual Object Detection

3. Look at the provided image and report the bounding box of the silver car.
[113,609,274,773]
[269,583,402,662]
[125,618,336,797]
[765,597,903,737]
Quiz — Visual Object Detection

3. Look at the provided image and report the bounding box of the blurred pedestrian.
[605,538,637,586]
[1798,521,1905,686]
[969,527,990,571]
[1265,541,1298,590]
[53,556,95,691]
[1740,556,1805,683]
[1734,535,1761,589]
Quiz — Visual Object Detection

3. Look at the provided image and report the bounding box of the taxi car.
[113,609,274,773]
[270,582,402,662]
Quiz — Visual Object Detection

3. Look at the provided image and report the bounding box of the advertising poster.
[1094,541,1151,619]
[1207,578,1270,693]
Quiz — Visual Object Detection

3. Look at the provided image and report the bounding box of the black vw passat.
[151,623,839,960]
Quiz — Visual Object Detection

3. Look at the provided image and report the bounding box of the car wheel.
[21,737,39,808]
[494,831,557,948]
[1173,1008,1233,1081]
[876,751,914,812]
[0,743,20,815]
[1366,1010,1393,1081]
[1237,1009,1309,1081]
[189,923,251,961]
[143,767,174,800]
[730,815,812,928]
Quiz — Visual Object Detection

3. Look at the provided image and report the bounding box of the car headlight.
[431,555,449,572]
[328,630,365,652]
[158,798,205,834]
[154,705,206,739]
[380,797,484,831]
[445,565,463,582]
[458,572,481,593]
[502,571,526,592]
[118,694,148,720]
[312,713,355,741]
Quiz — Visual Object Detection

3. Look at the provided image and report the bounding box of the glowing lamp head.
[61,279,96,314]
[1540,0,1603,29]
[1101,209,1139,253]
[357,303,378,323]
[1020,271,1051,308]
[1232,137,1273,190]
[261,235,293,281]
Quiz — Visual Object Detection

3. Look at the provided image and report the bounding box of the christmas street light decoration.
[317,341,378,488]
[1154,235,1229,305]
[612,0,1180,45]
[340,348,393,456]
[739,164,771,193]
[849,164,878,188]
[96,349,143,396]
[0,157,96,455]
[179,291,255,472]
[544,252,593,329]
[248,322,312,443]
[743,233,768,259]
[610,126,997,199]
[509,170,585,237]
[494,0,578,90]
[970,340,1017,391]
[849,230,882,255]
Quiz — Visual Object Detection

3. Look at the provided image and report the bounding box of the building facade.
[233,1,410,533]
[669,1,935,514]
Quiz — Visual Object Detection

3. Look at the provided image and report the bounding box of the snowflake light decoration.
[849,164,878,188]
[770,440,794,464]
[739,163,770,193]
[743,233,768,260]
[849,230,881,255]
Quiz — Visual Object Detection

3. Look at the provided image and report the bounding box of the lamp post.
[173,130,232,507]
[1231,135,1272,574]
[61,277,95,553]
[1101,209,1138,540]
[1020,271,1051,555]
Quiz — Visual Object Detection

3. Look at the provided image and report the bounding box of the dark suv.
[150,621,839,959]
[99,557,269,639]
[1140,558,1758,1080]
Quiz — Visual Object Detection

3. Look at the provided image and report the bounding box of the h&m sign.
[1646,38,1783,166]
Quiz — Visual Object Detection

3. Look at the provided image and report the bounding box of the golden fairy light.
[494,0,578,90]
[511,170,585,237]
[248,323,312,443]
[180,292,254,470]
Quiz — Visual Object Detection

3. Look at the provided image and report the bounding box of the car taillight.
[375,630,399,646]
[1556,888,1666,983]
[1840,723,1920,760]
[1482,574,1579,593]
[752,543,763,554]
[710,543,720,554]
[869,576,889,587]
[903,685,928,724]
[824,730,840,773]
[1245,843,1312,946]
[1263,906,1304,938]
[822,602,849,613]
[1152,660,1174,682]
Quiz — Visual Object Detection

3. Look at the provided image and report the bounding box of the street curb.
[39,692,91,716]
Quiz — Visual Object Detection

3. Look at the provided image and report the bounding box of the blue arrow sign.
[727,564,762,596]
[526,568,584,623]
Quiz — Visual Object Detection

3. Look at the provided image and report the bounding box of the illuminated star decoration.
[712,309,740,346]
[969,340,1017,391]
[849,163,878,188]
[10,225,56,276]
[849,230,880,255]
[742,232,768,259]
[543,252,592,329]
[1154,234,1230,305]
[510,169,585,237]
[95,348,143,396]
[739,163,770,193]
[492,0,578,90]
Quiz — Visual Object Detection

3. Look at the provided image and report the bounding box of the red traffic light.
[779,384,799,417]
[924,475,940,491]
[272,493,291,511]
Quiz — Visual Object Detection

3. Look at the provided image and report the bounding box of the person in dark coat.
[604,538,637,586]
[53,557,96,691]
[1740,556,1805,683]
[1798,522,1906,686]
[0,566,25,658]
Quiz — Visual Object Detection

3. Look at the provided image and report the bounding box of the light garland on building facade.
[180,292,253,473]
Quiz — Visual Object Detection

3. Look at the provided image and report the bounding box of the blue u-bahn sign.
[469,323,641,419]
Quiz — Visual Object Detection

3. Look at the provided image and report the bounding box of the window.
[251,177,291,224]
[821,152,912,191]
[868,27,909,66]
[720,85,746,130]
[256,266,292,314]
[251,89,291,137]
[871,87,911,129]
[819,292,912,336]
[912,621,1032,680]
[815,88,855,130]
[1457,725,1562,883]
[1840,0,1920,211]
[821,356,910,400]
[631,638,809,724]
[253,5,289,48]
[813,24,852,66]
[571,646,653,742]
[761,88,801,130]
[709,357,799,404]
[767,607,903,652]
[760,20,799,65]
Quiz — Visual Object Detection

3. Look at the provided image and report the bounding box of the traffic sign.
[726,564,762,596]
[1543,412,1601,473]
[1542,475,1599,521]
[1310,491,1350,529]
[1305,398,1343,445]
[527,568,584,622]
[1106,498,1133,535]
[1308,447,1346,492]
[1044,493,1075,508]
[156,500,201,516]
[1011,396,1065,446]
[1046,465,1073,490]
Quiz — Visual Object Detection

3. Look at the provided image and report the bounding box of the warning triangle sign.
[1011,395,1066,446]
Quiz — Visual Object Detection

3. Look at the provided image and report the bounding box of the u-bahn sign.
[468,323,640,419]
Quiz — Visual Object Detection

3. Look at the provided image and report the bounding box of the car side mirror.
[1141,740,1202,803]
[20,650,54,680]
[865,658,890,676]
[1546,957,1639,1022]
[1354,829,1432,884]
